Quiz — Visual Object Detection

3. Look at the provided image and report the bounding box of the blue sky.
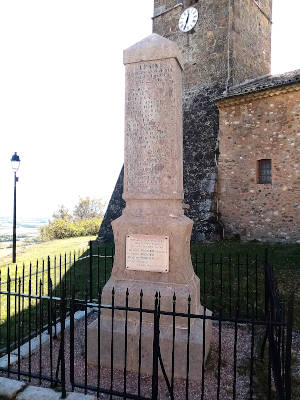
[0,0,299,219]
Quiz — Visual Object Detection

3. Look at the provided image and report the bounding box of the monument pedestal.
[88,211,212,380]
[87,34,211,381]
[88,308,211,381]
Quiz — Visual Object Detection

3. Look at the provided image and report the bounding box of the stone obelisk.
[88,33,210,380]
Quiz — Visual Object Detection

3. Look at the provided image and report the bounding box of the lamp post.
[11,152,20,264]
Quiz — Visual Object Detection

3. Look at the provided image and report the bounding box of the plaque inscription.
[126,234,169,273]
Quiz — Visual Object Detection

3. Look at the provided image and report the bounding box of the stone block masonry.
[98,0,272,242]
[217,82,300,242]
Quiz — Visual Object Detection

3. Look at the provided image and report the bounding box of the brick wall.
[217,85,300,242]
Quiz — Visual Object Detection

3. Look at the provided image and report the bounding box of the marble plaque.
[126,234,169,273]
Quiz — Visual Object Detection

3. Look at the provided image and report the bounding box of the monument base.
[87,307,212,382]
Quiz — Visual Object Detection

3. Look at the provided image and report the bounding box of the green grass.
[0,239,299,353]
[0,238,299,398]
[0,236,99,353]
[190,241,300,327]
[0,236,96,267]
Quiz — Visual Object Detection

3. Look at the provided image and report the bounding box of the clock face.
[178,7,199,33]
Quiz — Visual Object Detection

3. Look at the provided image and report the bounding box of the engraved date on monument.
[126,234,169,273]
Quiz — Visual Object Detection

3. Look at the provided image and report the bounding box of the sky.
[0,0,299,219]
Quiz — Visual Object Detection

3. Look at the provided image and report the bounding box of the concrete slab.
[11,332,49,358]
[0,354,18,369]
[74,311,85,321]
[0,377,26,399]
[16,386,61,400]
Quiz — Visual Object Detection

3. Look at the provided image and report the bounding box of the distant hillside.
[0,217,48,259]
[0,216,48,237]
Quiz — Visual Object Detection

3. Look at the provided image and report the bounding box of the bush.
[39,217,102,241]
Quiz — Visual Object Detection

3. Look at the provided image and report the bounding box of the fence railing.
[0,243,281,354]
[1,242,269,314]
[192,251,267,319]
[0,280,294,400]
[0,242,114,302]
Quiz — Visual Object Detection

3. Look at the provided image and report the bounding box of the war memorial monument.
[87,33,211,380]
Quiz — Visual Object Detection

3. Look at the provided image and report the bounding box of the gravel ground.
[1,312,299,399]
[292,330,300,377]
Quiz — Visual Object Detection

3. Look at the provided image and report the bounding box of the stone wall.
[230,0,272,85]
[182,83,222,240]
[98,0,272,242]
[217,84,300,242]
[98,167,125,242]
[153,0,272,89]
[153,0,229,88]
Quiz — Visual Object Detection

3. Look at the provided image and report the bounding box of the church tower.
[153,0,272,88]
[98,0,272,242]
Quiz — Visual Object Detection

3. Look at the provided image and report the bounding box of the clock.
[178,7,199,33]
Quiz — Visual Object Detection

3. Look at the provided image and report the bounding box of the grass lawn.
[0,236,98,353]
[0,238,299,398]
[0,238,299,353]
[0,236,96,268]
[190,241,300,327]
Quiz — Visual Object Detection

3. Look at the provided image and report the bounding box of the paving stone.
[11,333,49,358]
[0,376,26,399]
[16,386,61,400]
[0,354,18,369]
[74,311,85,321]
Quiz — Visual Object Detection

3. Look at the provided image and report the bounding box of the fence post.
[285,293,294,400]
[70,287,75,391]
[7,271,11,376]
[89,241,93,302]
[60,285,67,399]
[152,292,160,400]
[264,248,269,319]
[47,256,51,334]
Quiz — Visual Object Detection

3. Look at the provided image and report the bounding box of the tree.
[73,197,105,220]
[52,205,72,221]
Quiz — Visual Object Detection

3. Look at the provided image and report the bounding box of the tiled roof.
[217,69,300,101]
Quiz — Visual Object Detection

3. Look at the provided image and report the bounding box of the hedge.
[39,217,102,241]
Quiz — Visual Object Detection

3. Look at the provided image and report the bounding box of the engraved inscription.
[125,59,180,194]
[126,234,169,273]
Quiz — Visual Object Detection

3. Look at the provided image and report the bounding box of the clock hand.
[184,13,190,29]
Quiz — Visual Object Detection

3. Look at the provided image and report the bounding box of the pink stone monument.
[87,33,211,380]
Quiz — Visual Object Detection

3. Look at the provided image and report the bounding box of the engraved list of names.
[124,58,182,198]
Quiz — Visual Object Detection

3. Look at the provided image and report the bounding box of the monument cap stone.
[123,33,184,70]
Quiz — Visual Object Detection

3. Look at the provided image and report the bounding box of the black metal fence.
[0,244,295,399]
[0,244,285,354]
[0,242,269,312]
[192,250,267,319]
[0,243,114,300]
[0,278,294,400]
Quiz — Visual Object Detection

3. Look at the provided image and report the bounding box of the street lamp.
[11,152,20,263]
